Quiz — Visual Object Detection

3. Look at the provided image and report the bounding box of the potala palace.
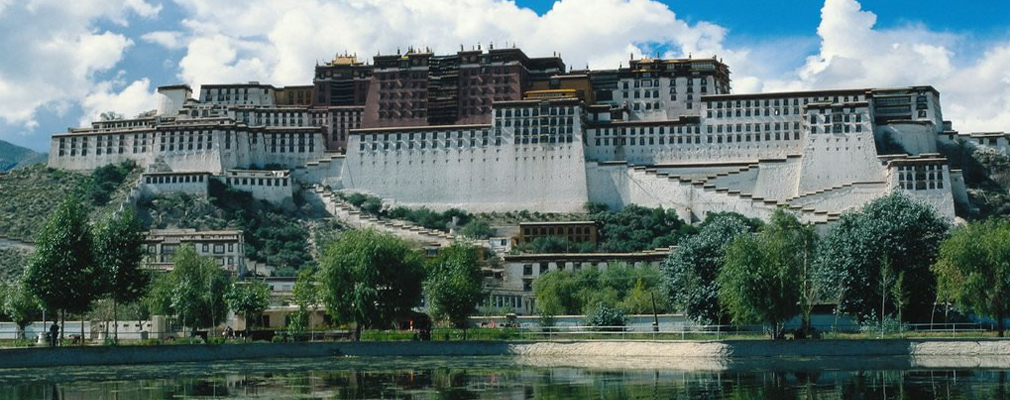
[49,46,984,225]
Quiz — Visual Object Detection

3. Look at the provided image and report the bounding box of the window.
[214,244,224,254]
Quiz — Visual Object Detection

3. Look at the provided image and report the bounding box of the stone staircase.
[293,152,343,187]
[624,164,835,224]
[305,184,458,246]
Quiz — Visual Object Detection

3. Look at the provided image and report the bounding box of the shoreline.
[2,339,1010,369]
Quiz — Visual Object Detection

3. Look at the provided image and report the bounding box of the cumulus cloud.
[164,0,755,91]
[0,0,159,137]
[767,0,1010,133]
[141,30,186,50]
[80,78,160,126]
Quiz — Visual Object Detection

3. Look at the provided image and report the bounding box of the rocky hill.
[0,139,47,171]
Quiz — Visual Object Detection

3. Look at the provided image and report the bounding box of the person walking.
[49,322,59,347]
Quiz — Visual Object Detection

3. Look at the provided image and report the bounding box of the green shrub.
[585,303,627,329]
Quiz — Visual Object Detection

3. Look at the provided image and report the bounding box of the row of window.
[495,106,577,118]
[590,125,702,136]
[707,95,863,109]
[708,122,803,134]
[226,177,289,187]
[810,124,864,134]
[360,137,506,151]
[593,131,801,146]
[145,175,206,184]
[486,295,523,310]
[497,116,575,127]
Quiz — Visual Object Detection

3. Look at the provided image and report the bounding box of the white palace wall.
[797,131,885,194]
[341,104,591,212]
[752,158,802,200]
[49,122,325,174]
[879,122,939,155]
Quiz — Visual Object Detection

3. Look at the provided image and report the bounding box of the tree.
[460,221,494,239]
[933,219,1010,336]
[99,111,124,121]
[589,204,696,253]
[585,303,627,330]
[818,193,948,322]
[532,269,583,320]
[168,245,232,334]
[318,229,425,339]
[661,214,753,324]
[226,280,271,338]
[424,243,485,336]
[1,279,38,340]
[93,209,149,342]
[24,196,100,342]
[718,210,814,339]
[291,266,319,333]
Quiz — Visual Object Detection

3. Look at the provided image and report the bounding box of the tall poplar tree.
[424,242,485,336]
[934,219,1010,336]
[93,209,149,342]
[24,196,100,342]
[318,229,425,340]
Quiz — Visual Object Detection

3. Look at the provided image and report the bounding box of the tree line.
[0,196,272,342]
[8,191,1010,342]
[656,192,1010,339]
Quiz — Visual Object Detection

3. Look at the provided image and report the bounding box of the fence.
[1,321,1004,346]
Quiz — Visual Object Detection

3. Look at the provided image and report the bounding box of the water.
[2,356,1009,399]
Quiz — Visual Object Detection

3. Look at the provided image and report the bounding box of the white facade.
[49,77,967,225]
[221,169,294,205]
[340,99,590,212]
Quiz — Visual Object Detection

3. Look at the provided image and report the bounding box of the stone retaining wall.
[4,339,1010,369]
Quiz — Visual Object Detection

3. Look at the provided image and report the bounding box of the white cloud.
[0,0,160,138]
[141,30,186,50]
[166,0,752,88]
[80,78,160,126]
[770,0,1010,133]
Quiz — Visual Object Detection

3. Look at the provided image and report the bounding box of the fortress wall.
[139,174,210,199]
[294,156,344,187]
[707,167,759,193]
[798,132,885,194]
[586,163,786,223]
[342,133,589,213]
[888,163,956,219]
[880,122,938,155]
[49,131,157,171]
[220,176,292,206]
[586,132,803,166]
[752,158,802,200]
[788,182,888,212]
[949,169,969,206]
[690,188,778,222]
[905,188,956,219]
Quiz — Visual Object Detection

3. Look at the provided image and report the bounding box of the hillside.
[0,247,29,282]
[0,139,47,171]
[0,162,141,240]
[137,181,331,276]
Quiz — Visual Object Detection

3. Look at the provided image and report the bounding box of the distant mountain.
[0,140,46,171]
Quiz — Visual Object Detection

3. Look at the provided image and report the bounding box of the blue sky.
[1,0,1009,151]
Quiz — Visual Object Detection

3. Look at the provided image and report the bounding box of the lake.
[1,355,1008,399]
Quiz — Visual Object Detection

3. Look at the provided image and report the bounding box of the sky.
[1,0,1009,151]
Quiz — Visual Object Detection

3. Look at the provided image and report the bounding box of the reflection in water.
[1,356,1009,399]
